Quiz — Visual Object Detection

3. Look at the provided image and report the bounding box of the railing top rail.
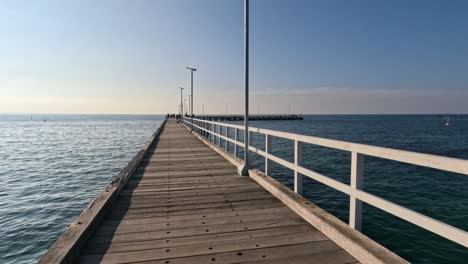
[191,118,468,175]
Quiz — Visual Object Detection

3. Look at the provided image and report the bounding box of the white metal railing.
[182,118,468,248]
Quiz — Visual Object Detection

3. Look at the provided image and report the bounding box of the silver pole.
[188,95,191,117]
[186,67,197,131]
[178,87,184,121]
[190,70,193,130]
[239,0,249,176]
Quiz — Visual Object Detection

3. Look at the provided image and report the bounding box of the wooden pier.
[40,118,408,264]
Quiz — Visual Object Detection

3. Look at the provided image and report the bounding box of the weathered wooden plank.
[107,206,292,226]
[83,225,313,255]
[240,249,359,264]
[91,218,307,244]
[123,181,251,191]
[109,202,287,220]
[118,188,266,202]
[131,241,344,264]
[94,212,298,236]
[143,156,221,164]
[141,162,233,170]
[79,232,330,264]
[124,178,249,189]
[114,191,272,207]
[127,176,244,185]
[110,198,281,217]
[132,168,237,178]
[119,185,263,198]
[137,164,235,172]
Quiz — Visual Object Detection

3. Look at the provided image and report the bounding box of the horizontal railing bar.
[187,118,468,248]
[355,190,468,247]
[190,122,240,146]
[190,118,244,129]
[247,145,351,195]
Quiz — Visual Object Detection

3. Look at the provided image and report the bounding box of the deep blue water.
[0,115,164,264]
[226,115,468,264]
[1,114,467,263]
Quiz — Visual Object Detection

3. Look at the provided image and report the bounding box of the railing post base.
[238,164,249,176]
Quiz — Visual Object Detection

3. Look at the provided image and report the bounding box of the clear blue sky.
[1,0,468,114]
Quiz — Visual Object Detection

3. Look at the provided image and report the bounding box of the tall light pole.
[239,0,249,176]
[188,95,192,117]
[186,66,197,131]
[184,99,187,115]
[178,87,184,120]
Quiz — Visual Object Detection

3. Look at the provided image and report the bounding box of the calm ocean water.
[0,114,164,264]
[1,114,467,263]
[232,115,468,264]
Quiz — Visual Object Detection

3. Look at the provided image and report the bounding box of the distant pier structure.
[191,114,303,121]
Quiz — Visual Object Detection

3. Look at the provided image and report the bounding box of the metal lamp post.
[178,87,184,121]
[239,0,249,176]
[186,66,197,131]
[188,95,192,118]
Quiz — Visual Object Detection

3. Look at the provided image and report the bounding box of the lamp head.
[186,66,197,71]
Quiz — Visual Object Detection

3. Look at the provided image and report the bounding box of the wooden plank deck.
[77,119,359,264]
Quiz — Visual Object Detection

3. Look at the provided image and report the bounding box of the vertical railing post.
[294,140,303,195]
[265,134,271,175]
[210,123,214,142]
[349,151,364,231]
[225,127,229,151]
[234,128,239,157]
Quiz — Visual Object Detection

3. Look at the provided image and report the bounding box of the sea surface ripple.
[0,115,163,264]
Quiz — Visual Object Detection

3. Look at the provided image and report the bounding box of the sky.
[1,0,468,114]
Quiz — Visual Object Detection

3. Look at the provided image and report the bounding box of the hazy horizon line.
[2,112,467,116]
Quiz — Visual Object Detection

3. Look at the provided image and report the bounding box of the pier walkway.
[40,118,414,264]
[77,119,357,263]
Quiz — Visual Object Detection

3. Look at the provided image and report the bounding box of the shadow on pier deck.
[39,119,406,264]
